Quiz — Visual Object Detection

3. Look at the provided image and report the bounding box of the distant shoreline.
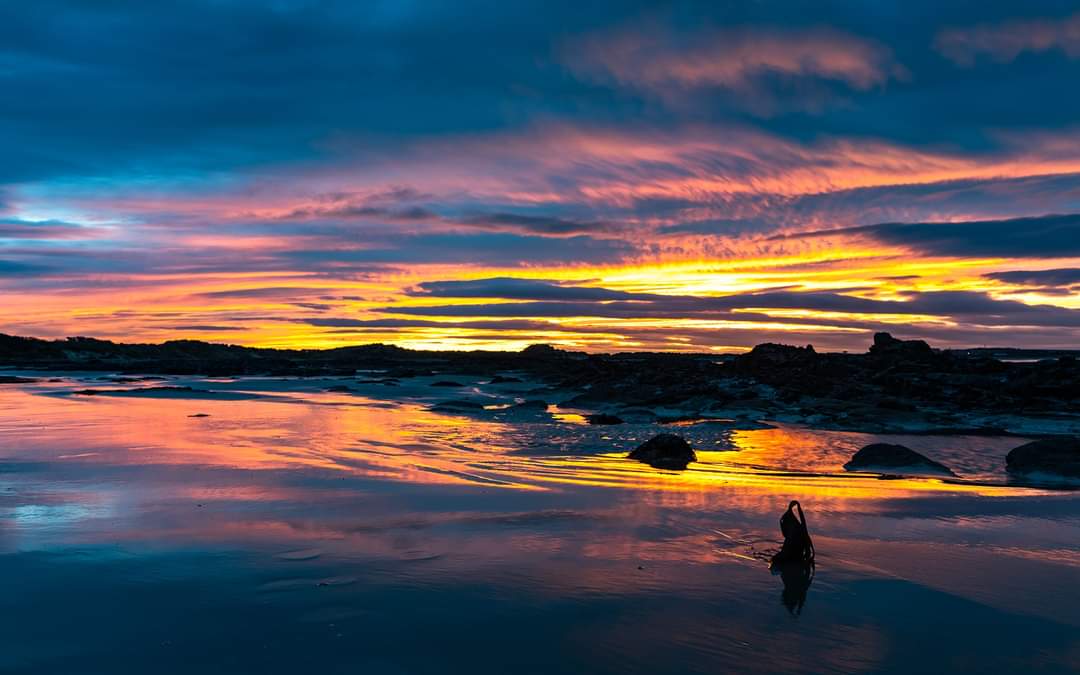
[4,331,1079,437]
[3,331,1078,362]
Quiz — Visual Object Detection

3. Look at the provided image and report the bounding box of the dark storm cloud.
[772,173,1080,229]
[775,213,1080,257]
[382,281,1080,328]
[985,268,1080,288]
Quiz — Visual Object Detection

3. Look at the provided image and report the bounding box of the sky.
[2,0,1080,352]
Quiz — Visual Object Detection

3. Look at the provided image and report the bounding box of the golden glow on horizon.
[4,239,1080,351]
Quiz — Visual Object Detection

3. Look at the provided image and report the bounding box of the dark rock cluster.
[2,331,1079,435]
[844,443,956,476]
[628,434,697,470]
[1006,438,1080,478]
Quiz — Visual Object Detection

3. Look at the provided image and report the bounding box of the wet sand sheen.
[0,375,1077,673]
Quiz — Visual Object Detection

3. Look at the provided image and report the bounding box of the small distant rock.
[1006,438,1080,478]
[489,375,523,384]
[844,443,955,476]
[586,413,625,425]
[628,434,697,470]
[431,380,465,387]
[188,413,211,418]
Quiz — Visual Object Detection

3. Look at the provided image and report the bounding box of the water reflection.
[774,561,815,616]
[0,375,1078,673]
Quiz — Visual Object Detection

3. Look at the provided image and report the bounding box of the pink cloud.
[936,12,1080,66]
[564,23,900,101]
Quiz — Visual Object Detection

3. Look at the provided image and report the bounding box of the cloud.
[567,23,899,98]
[774,212,1080,258]
[5,3,1080,351]
[297,317,556,331]
[382,280,1080,328]
[455,213,622,236]
[196,287,332,299]
[985,267,1080,288]
[936,12,1080,66]
[0,260,49,276]
[283,233,637,266]
[410,277,652,301]
[165,324,247,331]
[0,218,106,240]
[284,204,438,222]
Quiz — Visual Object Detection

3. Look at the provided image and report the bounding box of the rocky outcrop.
[843,443,955,476]
[3,331,1080,437]
[735,343,817,374]
[868,332,935,361]
[628,434,697,470]
[1006,438,1080,478]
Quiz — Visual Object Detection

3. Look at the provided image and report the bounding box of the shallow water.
[1,373,1078,674]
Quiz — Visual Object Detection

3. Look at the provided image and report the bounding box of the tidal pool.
[1,374,1077,674]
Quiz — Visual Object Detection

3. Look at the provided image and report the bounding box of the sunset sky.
[3,1,1080,352]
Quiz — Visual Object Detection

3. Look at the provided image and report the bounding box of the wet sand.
[0,374,1077,673]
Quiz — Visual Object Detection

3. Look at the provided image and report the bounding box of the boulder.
[628,434,697,470]
[843,443,955,476]
[1006,438,1080,478]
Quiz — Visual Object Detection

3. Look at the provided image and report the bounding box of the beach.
[1,374,1077,673]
